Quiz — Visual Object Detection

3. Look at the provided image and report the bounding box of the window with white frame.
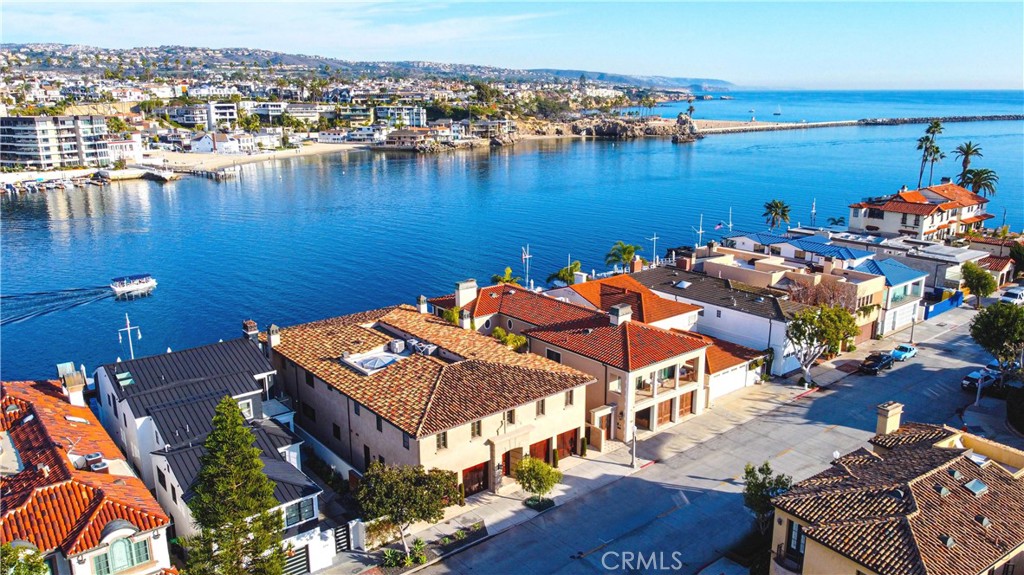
[238,399,253,419]
[92,538,151,575]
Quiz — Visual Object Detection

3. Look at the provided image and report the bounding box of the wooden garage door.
[530,438,551,463]
[678,392,694,417]
[556,428,578,459]
[462,461,488,496]
[657,399,673,426]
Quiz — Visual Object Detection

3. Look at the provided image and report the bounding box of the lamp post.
[630,425,638,469]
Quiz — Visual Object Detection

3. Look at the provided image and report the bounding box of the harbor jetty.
[696,114,1023,136]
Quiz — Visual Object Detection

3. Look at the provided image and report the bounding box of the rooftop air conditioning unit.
[85,452,103,467]
[90,461,110,474]
[389,340,405,354]
[420,344,438,356]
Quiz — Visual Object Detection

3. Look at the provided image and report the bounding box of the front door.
[599,414,611,440]
[556,428,578,459]
[678,392,694,417]
[657,399,673,426]
[462,462,488,496]
[530,438,551,463]
[362,445,371,472]
[635,407,652,431]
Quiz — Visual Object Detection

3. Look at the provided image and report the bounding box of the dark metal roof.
[250,418,302,453]
[101,338,272,402]
[154,425,318,506]
[122,371,260,417]
[149,393,227,450]
[631,267,808,322]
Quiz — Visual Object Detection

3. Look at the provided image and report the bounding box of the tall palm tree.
[827,216,846,226]
[916,120,944,188]
[762,200,792,231]
[953,141,983,183]
[605,241,642,267]
[927,144,945,186]
[686,104,696,118]
[491,267,522,285]
[960,168,999,197]
[547,260,582,285]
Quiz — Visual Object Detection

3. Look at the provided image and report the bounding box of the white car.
[1000,287,1024,305]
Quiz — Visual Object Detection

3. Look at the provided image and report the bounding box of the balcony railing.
[772,544,803,575]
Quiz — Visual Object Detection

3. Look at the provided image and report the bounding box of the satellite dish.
[833,450,841,459]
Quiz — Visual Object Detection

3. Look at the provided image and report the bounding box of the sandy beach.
[142,142,370,172]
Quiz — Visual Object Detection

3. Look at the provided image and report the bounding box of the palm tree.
[960,168,999,197]
[762,200,792,231]
[953,141,983,183]
[927,144,945,186]
[547,261,582,285]
[916,120,944,188]
[827,216,846,227]
[491,267,522,285]
[686,104,696,118]
[605,241,642,267]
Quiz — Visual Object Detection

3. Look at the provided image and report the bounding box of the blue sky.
[3,1,1023,89]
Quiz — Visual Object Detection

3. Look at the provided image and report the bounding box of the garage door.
[709,368,748,402]
[855,322,873,343]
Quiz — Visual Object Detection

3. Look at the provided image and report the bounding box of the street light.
[630,425,638,469]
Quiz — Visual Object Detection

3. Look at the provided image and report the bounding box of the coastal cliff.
[568,114,699,142]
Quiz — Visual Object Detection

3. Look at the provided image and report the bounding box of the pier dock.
[696,114,1024,136]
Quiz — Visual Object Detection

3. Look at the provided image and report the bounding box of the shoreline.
[142,142,371,172]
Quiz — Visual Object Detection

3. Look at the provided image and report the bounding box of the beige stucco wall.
[801,541,878,575]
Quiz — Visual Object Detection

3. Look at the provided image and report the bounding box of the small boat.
[748,108,755,113]
[110,274,157,297]
[773,105,782,116]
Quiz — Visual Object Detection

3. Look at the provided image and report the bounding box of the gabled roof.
[527,318,709,371]
[270,305,594,437]
[1,381,169,557]
[671,331,765,374]
[565,275,702,323]
[853,258,928,287]
[786,238,874,260]
[979,255,1013,272]
[429,284,603,326]
[775,424,1024,575]
[100,338,271,403]
[923,182,989,206]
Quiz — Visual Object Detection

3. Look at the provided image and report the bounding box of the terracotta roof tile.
[670,331,764,374]
[271,306,593,437]
[567,275,702,323]
[527,319,709,371]
[0,381,169,556]
[979,255,1013,272]
[429,284,603,327]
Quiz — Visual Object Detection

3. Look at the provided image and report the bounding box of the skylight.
[64,416,91,425]
[115,371,135,386]
[963,478,989,498]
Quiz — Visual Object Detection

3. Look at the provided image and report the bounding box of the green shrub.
[580,439,588,457]
[551,448,559,469]
[453,529,467,541]
[380,548,404,567]
[439,536,451,545]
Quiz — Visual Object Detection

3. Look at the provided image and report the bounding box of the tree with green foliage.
[547,260,581,285]
[1009,243,1024,278]
[441,305,461,326]
[826,216,846,227]
[916,120,943,188]
[183,397,285,575]
[605,241,642,268]
[926,144,945,186]
[0,543,50,575]
[962,261,997,309]
[491,266,521,285]
[787,305,858,386]
[105,115,130,134]
[356,462,458,555]
[953,141,983,183]
[959,168,999,197]
[970,303,1024,370]
[513,456,562,501]
[491,327,528,352]
[762,199,791,231]
[742,461,792,535]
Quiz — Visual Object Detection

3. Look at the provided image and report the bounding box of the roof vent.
[963,478,989,498]
[888,488,905,500]
[948,469,964,481]
[583,328,594,335]
[507,289,516,295]
[90,461,110,474]
[934,484,951,498]
[940,535,955,548]
[4,404,19,414]
[755,296,765,303]
[490,292,498,298]
[976,515,992,529]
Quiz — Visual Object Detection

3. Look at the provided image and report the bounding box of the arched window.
[507,319,513,330]
[484,319,491,329]
[109,539,133,571]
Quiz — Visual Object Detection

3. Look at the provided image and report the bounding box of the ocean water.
[2,92,1022,378]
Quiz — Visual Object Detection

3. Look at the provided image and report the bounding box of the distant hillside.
[1,43,732,89]
[531,68,732,90]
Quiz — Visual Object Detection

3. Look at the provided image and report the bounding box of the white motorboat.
[110,274,157,297]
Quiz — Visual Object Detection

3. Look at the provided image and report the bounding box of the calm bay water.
[2,92,1023,378]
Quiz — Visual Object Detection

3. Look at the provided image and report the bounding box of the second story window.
[565,389,574,406]
[436,431,448,450]
[302,402,316,422]
[402,432,410,449]
[546,349,562,363]
[376,415,383,432]
[304,371,314,388]
[471,420,482,438]
[354,402,361,416]
[505,409,516,424]
[93,538,150,575]
[536,399,546,417]
[237,399,253,419]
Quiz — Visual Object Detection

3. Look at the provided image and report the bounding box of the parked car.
[891,344,917,361]
[860,353,895,375]
[984,359,1022,377]
[1000,287,1024,305]
[961,370,997,392]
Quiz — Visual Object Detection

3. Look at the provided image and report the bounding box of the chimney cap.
[610,303,632,316]
[242,319,258,332]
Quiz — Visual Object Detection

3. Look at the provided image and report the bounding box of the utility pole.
[118,313,142,360]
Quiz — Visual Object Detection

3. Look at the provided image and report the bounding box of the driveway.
[421,310,991,575]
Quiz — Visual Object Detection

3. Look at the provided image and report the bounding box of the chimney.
[243,319,258,343]
[267,324,281,350]
[416,294,429,314]
[454,279,478,309]
[61,372,87,407]
[610,304,632,326]
[629,257,643,273]
[940,177,951,184]
[458,308,473,330]
[573,271,588,285]
[875,401,904,436]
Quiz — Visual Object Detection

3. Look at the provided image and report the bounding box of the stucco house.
[847,182,992,241]
[852,258,928,336]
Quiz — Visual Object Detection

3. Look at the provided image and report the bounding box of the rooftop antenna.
[117,313,142,361]
[810,198,817,227]
[691,214,705,248]
[727,207,734,232]
[521,245,532,288]
[646,232,659,265]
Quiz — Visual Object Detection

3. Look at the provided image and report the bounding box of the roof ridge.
[622,322,633,372]
[413,361,449,437]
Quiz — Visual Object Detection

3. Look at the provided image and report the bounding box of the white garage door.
[708,366,751,402]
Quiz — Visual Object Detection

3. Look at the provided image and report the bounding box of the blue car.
[891,344,917,361]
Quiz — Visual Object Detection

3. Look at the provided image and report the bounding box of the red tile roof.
[776,424,1024,575]
[960,213,996,225]
[671,331,765,374]
[979,255,1013,272]
[528,319,709,371]
[880,200,939,216]
[566,275,702,323]
[429,284,603,327]
[923,182,989,206]
[1,381,169,557]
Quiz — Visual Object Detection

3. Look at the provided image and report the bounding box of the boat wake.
[0,287,113,326]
